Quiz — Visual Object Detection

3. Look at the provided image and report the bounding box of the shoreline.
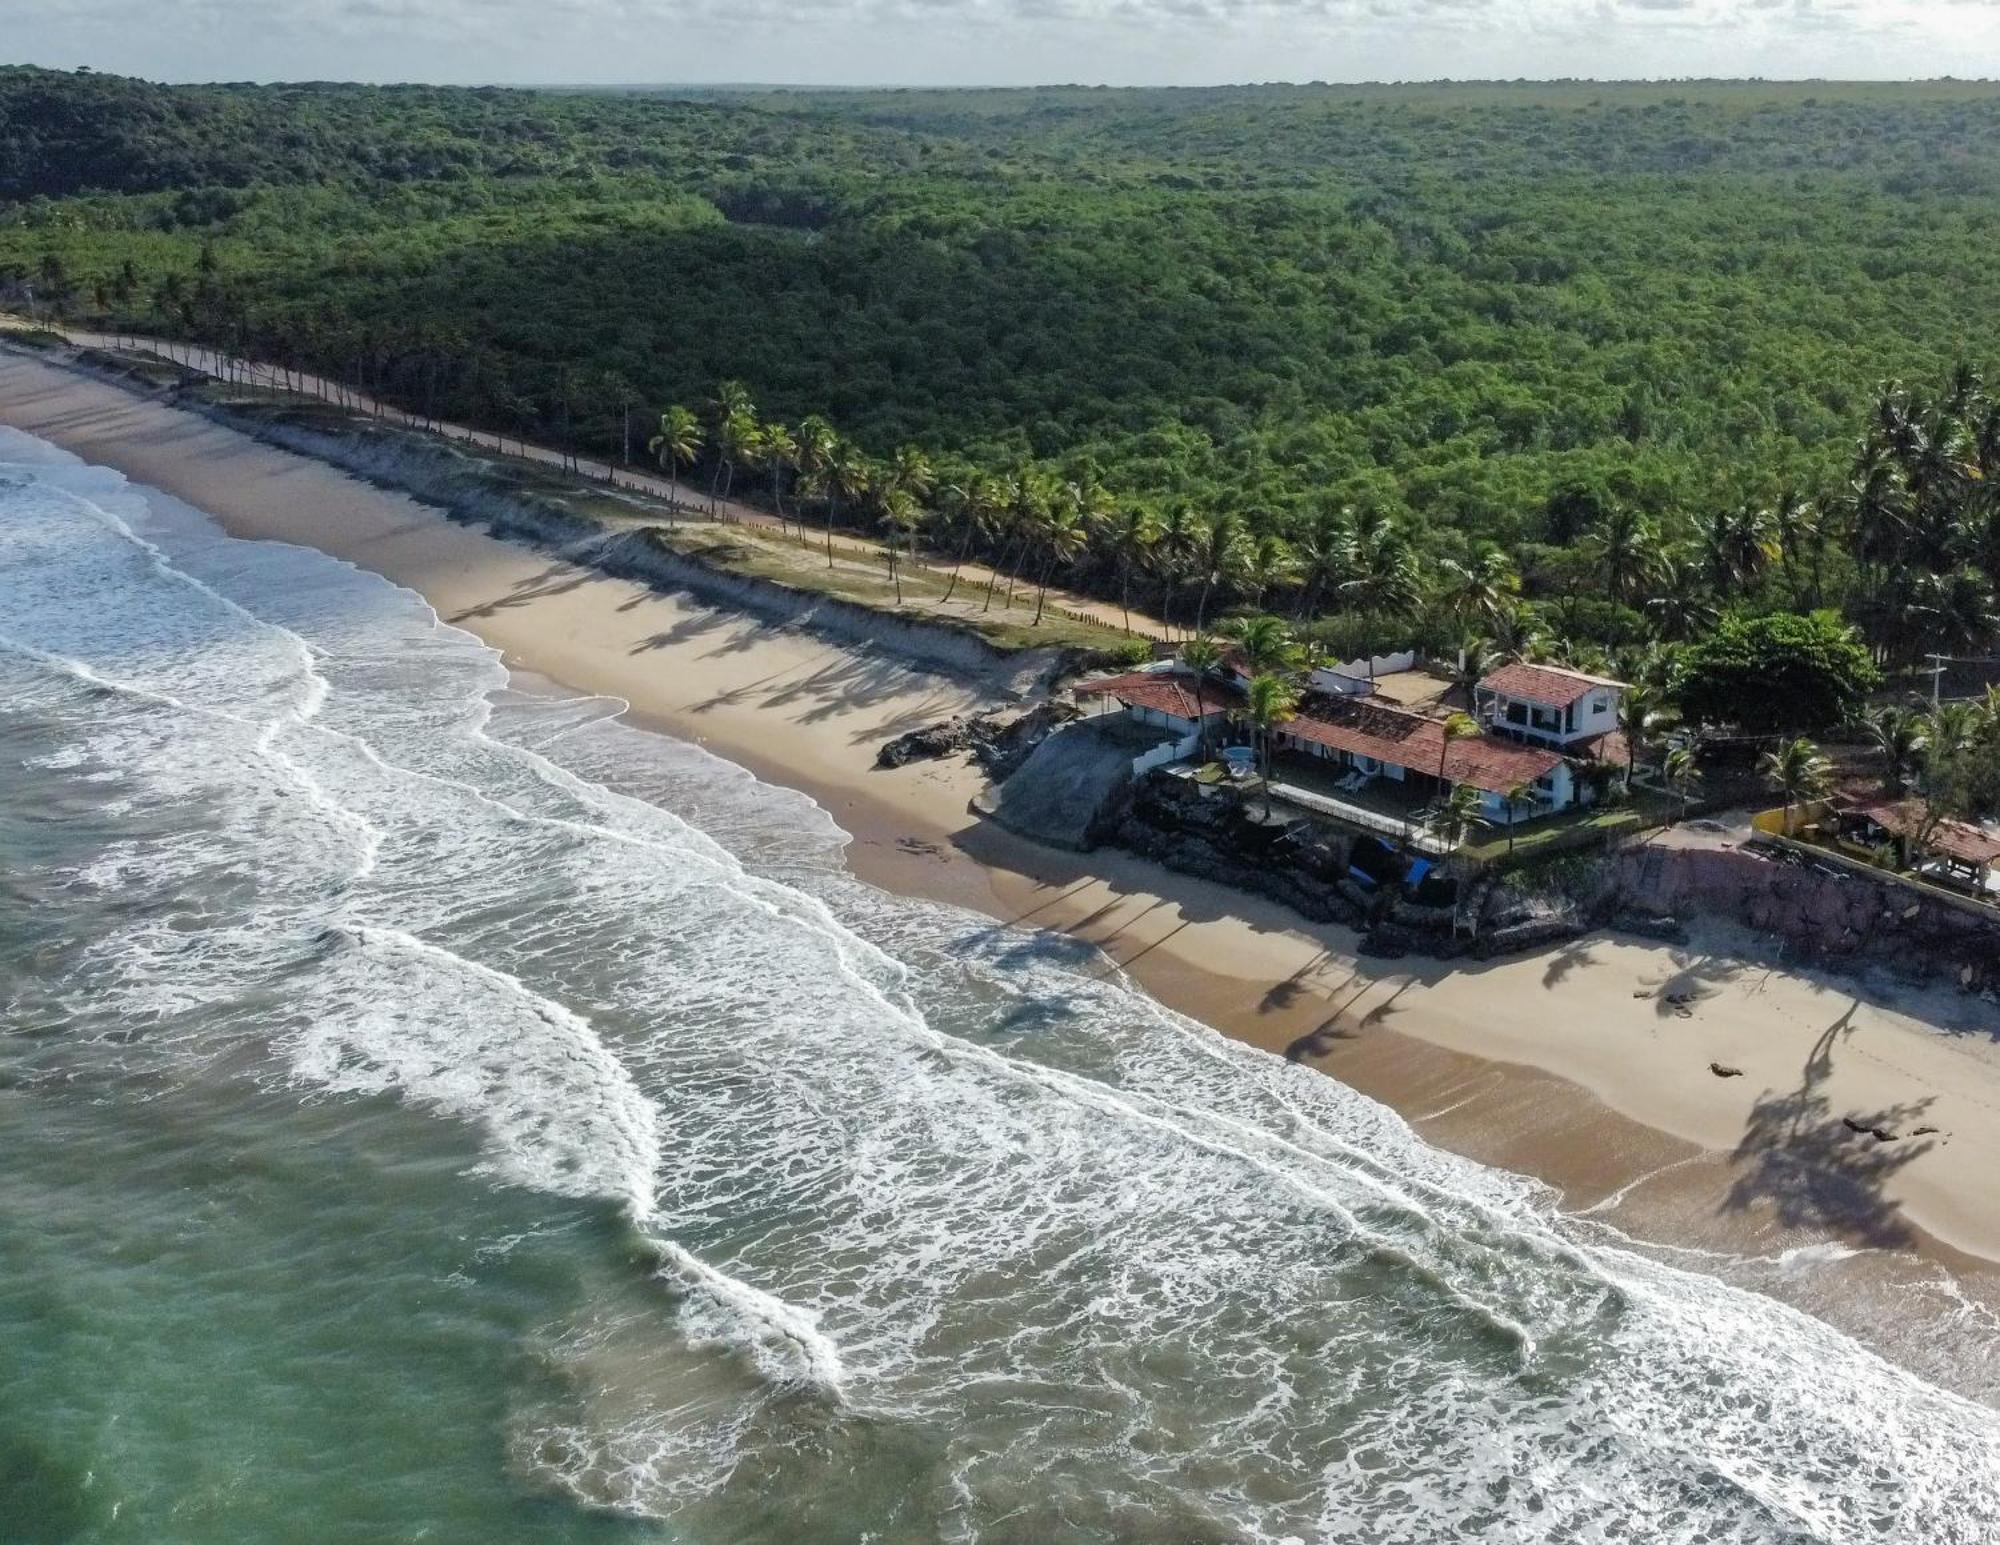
[8,349,2000,1371]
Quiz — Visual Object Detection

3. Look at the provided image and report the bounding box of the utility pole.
[1924,652,1949,708]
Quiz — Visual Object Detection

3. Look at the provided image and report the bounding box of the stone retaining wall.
[1612,843,2000,990]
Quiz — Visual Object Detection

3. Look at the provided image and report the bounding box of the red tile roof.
[1281,696,1564,796]
[1478,661,1624,708]
[1566,728,1632,768]
[1841,798,2000,869]
[1442,736,1569,796]
[1076,670,1240,721]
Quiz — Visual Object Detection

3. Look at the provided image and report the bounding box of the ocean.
[4,425,2000,1543]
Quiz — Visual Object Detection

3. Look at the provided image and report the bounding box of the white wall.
[1132,729,1202,776]
[1488,685,1621,746]
[1132,703,1197,736]
[1475,762,1574,820]
[1309,651,1417,696]
[1571,688,1620,740]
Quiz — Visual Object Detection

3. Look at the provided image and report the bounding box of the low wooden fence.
[15,318,1124,637]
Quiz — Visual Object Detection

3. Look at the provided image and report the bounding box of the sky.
[9,0,2000,87]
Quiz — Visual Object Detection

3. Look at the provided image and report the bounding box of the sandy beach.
[8,349,2000,1353]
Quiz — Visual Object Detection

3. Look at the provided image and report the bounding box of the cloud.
[9,0,2000,83]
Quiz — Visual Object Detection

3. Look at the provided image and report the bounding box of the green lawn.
[1461,794,1674,867]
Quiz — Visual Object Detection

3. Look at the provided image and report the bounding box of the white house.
[1277,695,1574,821]
[1074,664,1242,739]
[1475,662,1627,756]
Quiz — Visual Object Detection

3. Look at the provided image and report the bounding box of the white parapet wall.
[1310,651,1418,696]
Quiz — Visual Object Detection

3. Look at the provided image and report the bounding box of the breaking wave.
[6,426,2000,1541]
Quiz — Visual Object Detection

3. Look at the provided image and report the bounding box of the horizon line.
[17,65,2000,92]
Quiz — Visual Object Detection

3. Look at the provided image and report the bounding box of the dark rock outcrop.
[877,717,977,769]
[970,700,1081,781]
[1112,776,1371,929]
[876,701,1080,774]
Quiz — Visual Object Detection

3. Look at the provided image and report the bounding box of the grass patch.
[644,520,1132,656]
[0,327,68,351]
[1463,793,1674,867]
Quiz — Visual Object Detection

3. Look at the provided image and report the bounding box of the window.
[1590,694,1611,716]
[1505,701,1528,726]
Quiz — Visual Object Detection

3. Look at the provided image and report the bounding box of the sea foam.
[7,432,2000,1541]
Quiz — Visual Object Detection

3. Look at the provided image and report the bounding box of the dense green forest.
[4,70,2000,760]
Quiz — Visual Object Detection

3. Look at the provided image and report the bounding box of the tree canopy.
[1673,611,1880,734]
[5,70,2000,694]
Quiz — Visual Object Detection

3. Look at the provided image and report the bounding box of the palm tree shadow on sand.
[1723,1003,1937,1248]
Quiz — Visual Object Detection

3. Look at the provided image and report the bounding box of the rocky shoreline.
[882,707,2000,992]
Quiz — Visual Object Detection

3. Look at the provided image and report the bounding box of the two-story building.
[1474,662,1631,783]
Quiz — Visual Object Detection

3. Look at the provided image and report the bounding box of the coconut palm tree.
[1191,511,1247,635]
[1833,443,1913,613]
[1866,705,1926,796]
[1484,600,1546,663]
[707,380,752,499]
[1243,533,1298,612]
[1431,781,1484,853]
[1439,547,1520,626]
[1149,502,1201,635]
[1032,499,1090,625]
[1594,506,1660,603]
[1922,699,1981,760]
[760,421,798,536]
[1220,613,1303,678]
[1292,506,1355,621]
[988,467,1050,612]
[794,413,836,520]
[1907,568,1999,661]
[1245,673,1299,818]
[939,471,999,605]
[1341,520,1424,629]
[825,439,870,568]
[1179,634,1227,758]
[890,445,935,503]
[1500,780,1537,854]
[877,486,923,604]
[715,405,758,503]
[1446,632,1499,704]
[1431,711,1481,818]
[1758,736,1833,836]
[1104,504,1161,633]
[1771,489,1822,608]
[1617,683,1660,786]
[1663,744,1703,824]
[1908,699,1988,850]
[646,406,701,526]
[1642,549,1717,643]
[1704,500,1777,596]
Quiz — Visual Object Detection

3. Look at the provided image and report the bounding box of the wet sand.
[7,349,2000,1392]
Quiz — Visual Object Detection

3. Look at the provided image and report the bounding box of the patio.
[1260,750,1460,855]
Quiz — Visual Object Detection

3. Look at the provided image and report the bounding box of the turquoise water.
[5,428,2000,1543]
